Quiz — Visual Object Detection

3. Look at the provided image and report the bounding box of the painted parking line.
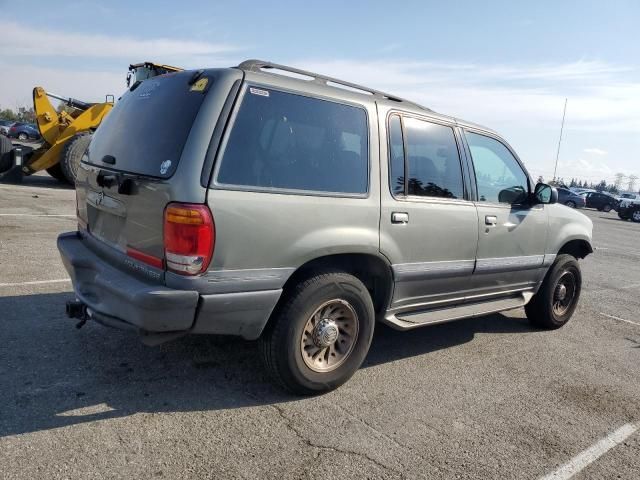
[599,312,640,327]
[0,279,70,288]
[539,422,638,480]
[0,213,75,217]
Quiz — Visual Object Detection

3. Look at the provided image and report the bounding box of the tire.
[0,135,13,173]
[565,201,576,208]
[603,204,612,213]
[525,254,582,329]
[632,209,640,223]
[46,163,67,182]
[59,132,92,185]
[260,271,375,395]
[18,133,28,141]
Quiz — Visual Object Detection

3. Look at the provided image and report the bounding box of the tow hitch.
[66,300,88,329]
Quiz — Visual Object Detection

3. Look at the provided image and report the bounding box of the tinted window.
[466,132,529,204]
[388,115,404,195]
[87,71,209,178]
[217,88,368,194]
[389,116,464,199]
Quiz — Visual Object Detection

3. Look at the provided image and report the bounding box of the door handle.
[485,215,497,226]
[391,212,409,224]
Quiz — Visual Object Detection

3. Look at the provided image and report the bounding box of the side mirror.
[533,183,558,205]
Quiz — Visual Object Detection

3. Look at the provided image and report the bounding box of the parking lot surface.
[1,174,638,479]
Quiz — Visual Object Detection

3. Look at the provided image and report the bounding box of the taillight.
[163,203,215,275]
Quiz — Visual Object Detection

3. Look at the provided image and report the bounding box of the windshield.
[86,71,210,178]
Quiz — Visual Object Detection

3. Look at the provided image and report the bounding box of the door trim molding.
[475,254,544,273]
[392,259,475,281]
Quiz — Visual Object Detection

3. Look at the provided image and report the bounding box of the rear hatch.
[75,68,241,280]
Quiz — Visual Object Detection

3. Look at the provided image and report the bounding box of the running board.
[383,292,533,330]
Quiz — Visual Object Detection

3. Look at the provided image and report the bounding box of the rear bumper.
[58,232,198,332]
[57,232,281,340]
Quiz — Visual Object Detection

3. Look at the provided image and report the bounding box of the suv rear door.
[75,69,242,279]
[379,110,479,312]
[462,130,548,297]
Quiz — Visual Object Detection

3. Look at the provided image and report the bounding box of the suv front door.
[463,130,548,298]
[379,112,479,312]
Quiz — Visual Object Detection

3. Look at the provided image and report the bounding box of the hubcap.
[300,299,359,373]
[633,211,640,221]
[553,271,577,316]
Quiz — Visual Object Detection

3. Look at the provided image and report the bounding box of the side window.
[387,115,464,199]
[388,114,404,195]
[465,132,529,204]
[217,87,369,194]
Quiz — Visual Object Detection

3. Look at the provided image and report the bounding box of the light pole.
[553,98,568,182]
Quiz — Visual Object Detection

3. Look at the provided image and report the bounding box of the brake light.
[163,203,215,275]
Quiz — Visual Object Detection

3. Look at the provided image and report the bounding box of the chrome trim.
[204,267,295,287]
[392,259,475,281]
[475,255,544,273]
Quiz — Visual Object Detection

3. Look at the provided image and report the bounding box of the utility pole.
[628,175,638,192]
[553,98,568,182]
[614,172,626,191]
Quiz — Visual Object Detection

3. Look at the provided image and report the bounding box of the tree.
[595,180,607,192]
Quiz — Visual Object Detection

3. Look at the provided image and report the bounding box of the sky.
[1,0,639,186]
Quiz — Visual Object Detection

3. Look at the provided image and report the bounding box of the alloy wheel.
[300,299,359,373]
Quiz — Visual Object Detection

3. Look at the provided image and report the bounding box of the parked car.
[581,191,618,212]
[557,187,586,208]
[617,195,640,222]
[58,60,593,394]
[7,122,41,141]
[0,119,15,136]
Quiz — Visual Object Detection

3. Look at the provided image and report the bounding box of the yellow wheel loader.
[0,62,182,184]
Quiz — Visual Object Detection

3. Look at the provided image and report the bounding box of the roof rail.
[237,59,432,112]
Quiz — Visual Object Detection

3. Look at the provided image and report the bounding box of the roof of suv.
[234,59,497,136]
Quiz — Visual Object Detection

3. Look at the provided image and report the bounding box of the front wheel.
[603,204,612,213]
[260,271,375,395]
[17,133,28,141]
[525,254,582,329]
[632,209,640,223]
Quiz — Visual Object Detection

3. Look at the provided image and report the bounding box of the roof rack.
[237,59,432,112]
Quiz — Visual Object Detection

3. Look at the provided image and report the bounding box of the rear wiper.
[188,70,205,85]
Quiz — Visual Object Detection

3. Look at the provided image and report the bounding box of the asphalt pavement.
[0,173,638,479]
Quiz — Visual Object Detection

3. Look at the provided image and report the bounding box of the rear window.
[86,71,209,178]
[216,87,369,195]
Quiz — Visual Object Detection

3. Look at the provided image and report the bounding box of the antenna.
[553,98,568,182]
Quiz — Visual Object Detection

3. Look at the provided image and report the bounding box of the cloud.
[583,148,608,155]
[0,21,240,60]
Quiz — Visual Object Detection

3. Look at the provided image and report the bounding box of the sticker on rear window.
[190,77,208,92]
[249,87,269,97]
[160,160,172,175]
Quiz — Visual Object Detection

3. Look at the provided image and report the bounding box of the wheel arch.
[278,252,394,317]
[557,239,593,259]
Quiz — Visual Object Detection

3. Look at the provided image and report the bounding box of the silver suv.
[58,60,593,394]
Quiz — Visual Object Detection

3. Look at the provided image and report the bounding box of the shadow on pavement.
[0,291,535,438]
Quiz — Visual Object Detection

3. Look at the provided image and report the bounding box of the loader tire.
[46,164,67,182]
[60,132,92,184]
[0,135,13,173]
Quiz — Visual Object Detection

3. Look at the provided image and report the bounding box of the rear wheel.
[60,132,92,184]
[565,201,576,208]
[17,132,28,141]
[603,204,612,213]
[525,254,581,329]
[260,271,375,395]
[46,163,67,181]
